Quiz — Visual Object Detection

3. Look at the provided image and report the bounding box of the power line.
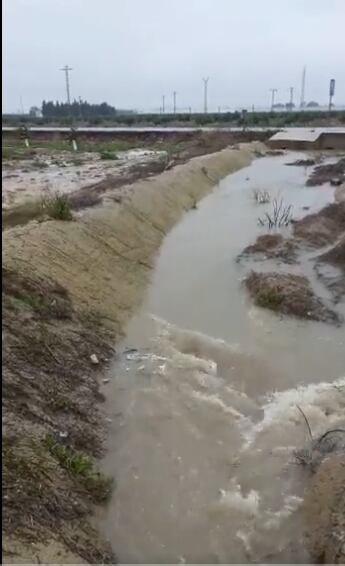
[60,65,73,104]
[202,77,209,114]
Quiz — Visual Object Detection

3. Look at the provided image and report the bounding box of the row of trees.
[41,99,117,119]
[4,109,345,128]
[272,101,320,110]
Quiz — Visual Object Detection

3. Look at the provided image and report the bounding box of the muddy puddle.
[100,153,345,563]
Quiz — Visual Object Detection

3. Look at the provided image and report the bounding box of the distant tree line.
[41,99,117,119]
[3,109,345,128]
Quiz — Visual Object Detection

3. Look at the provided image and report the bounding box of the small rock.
[90,353,99,365]
[102,378,110,384]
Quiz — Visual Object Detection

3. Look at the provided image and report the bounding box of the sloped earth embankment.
[2,129,272,227]
[302,454,345,564]
[2,143,262,562]
[296,428,345,564]
[2,269,116,563]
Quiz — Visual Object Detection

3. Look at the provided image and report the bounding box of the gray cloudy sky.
[3,0,345,113]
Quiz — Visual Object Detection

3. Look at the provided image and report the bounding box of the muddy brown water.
[100,153,345,564]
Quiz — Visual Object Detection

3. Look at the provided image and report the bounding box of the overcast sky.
[3,0,345,113]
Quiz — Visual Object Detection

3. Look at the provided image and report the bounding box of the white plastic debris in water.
[126,352,141,361]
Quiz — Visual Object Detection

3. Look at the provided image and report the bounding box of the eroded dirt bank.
[2,143,262,562]
[303,454,345,564]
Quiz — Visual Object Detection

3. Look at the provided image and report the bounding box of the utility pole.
[289,87,294,110]
[300,65,306,109]
[20,95,24,115]
[269,88,278,111]
[78,96,83,119]
[202,77,209,114]
[162,95,165,114]
[173,91,177,114]
[329,79,336,112]
[60,65,73,104]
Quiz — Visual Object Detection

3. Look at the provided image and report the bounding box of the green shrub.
[256,288,284,310]
[99,150,117,160]
[44,434,113,502]
[41,192,73,221]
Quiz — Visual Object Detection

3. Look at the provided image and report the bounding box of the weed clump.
[258,197,293,228]
[41,192,73,221]
[245,270,341,323]
[44,434,113,503]
[99,150,118,160]
[255,287,284,309]
[253,189,271,204]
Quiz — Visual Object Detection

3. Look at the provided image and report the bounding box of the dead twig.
[296,404,313,441]
[314,428,345,448]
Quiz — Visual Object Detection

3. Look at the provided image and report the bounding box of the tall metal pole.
[269,88,277,111]
[60,65,73,104]
[300,66,306,109]
[289,87,294,110]
[173,91,177,114]
[329,79,335,112]
[162,95,165,113]
[202,77,209,114]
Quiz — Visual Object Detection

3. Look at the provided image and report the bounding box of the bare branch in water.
[296,404,313,441]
